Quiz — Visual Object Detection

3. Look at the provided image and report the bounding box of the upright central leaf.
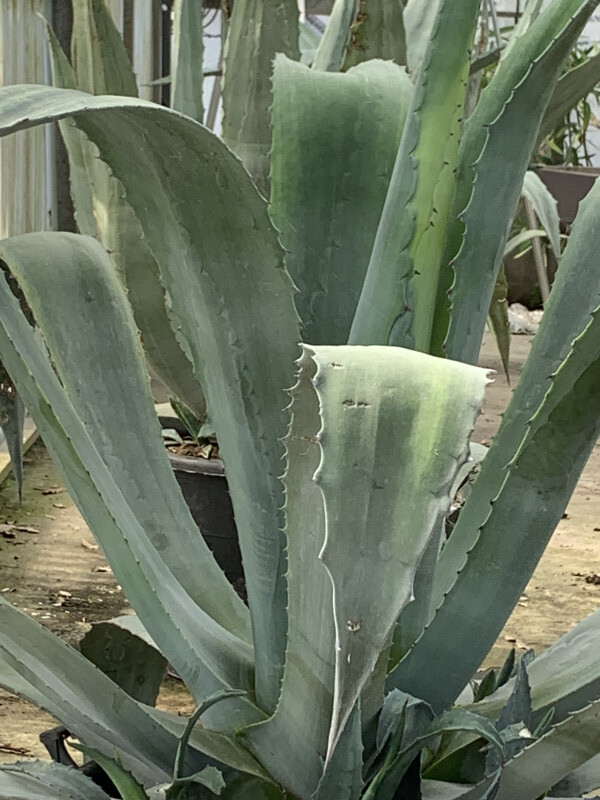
[349,0,480,353]
[222,0,300,196]
[270,56,412,346]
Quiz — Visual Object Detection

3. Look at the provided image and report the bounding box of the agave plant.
[2,0,600,797]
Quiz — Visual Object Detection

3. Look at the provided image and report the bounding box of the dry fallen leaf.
[93,566,110,573]
[34,485,65,495]
[81,540,99,551]
[58,590,72,599]
[15,525,39,534]
[53,503,67,509]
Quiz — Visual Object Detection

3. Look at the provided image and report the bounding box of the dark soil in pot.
[168,451,245,596]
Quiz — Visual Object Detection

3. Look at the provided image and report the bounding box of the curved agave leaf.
[443,0,597,364]
[222,0,299,195]
[241,350,334,797]
[270,56,412,345]
[0,234,258,722]
[0,84,302,713]
[539,50,600,142]
[460,700,600,800]
[47,23,208,420]
[390,303,600,713]
[522,170,561,259]
[434,172,600,613]
[0,761,112,800]
[349,0,480,352]
[366,710,505,800]
[550,752,600,797]
[470,607,600,727]
[0,598,206,784]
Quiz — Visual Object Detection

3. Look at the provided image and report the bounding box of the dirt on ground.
[0,331,599,762]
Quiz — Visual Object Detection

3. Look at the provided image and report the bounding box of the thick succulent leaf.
[521,170,561,259]
[222,0,299,195]
[0,84,302,712]
[71,0,138,96]
[0,374,24,498]
[460,700,600,800]
[0,761,112,800]
[403,0,442,75]
[366,710,504,800]
[349,0,480,352]
[0,598,206,783]
[312,0,358,72]
[80,621,167,706]
[48,21,208,420]
[241,350,334,797]
[314,706,363,800]
[434,169,600,613]
[171,0,204,122]
[540,50,600,142]
[471,607,600,726]
[444,0,597,364]
[220,776,286,799]
[421,781,473,800]
[343,0,406,68]
[550,752,600,796]
[151,709,270,781]
[270,56,412,345]
[502,0,545,59]
[390,304,600,713]
[0,234,258,721]
[77,747,149,800]
[312,345,488,755]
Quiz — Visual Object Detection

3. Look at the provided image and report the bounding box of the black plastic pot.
[168,452,243,585]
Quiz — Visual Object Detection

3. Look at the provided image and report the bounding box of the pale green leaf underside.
[270,56,413,346]
[0,83,302,713]
[312,345,489,754]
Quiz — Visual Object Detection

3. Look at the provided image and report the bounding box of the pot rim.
[167,452,225,477]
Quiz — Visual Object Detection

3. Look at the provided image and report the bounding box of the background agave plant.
[1,0,600,797]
